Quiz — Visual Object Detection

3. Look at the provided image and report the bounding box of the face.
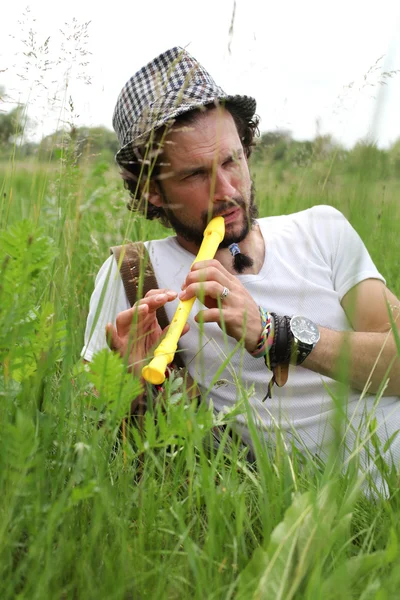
[150,108,257,250]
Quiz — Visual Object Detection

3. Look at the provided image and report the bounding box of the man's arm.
[303,279,400,395]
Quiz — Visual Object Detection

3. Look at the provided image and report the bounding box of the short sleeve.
[81,255,130,361]
[309,205,385,301]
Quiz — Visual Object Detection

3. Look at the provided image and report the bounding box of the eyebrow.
[174,148,244,179]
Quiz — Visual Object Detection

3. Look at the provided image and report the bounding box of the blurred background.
[1,0,400,154]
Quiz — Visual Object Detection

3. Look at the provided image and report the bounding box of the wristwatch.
[290,315,320,365]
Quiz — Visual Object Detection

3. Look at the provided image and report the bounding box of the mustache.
[202,198,247,224]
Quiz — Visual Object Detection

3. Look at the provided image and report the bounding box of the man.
[82,47,400,481]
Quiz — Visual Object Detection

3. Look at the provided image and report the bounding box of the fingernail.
[156,293,166,301]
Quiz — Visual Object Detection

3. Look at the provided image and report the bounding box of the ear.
[147,179,163,208]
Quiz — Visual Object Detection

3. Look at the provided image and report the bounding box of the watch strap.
[294,339,313,365]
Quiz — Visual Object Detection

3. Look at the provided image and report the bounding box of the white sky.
[2,0,400,148]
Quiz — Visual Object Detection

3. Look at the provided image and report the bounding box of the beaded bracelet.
[251,307,275,358]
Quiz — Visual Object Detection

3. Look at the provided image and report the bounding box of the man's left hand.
[179,259,261,353]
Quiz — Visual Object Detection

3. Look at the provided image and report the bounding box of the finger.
[105,323,123,351]
[181,323,190,336]
[194,308,223,325]
[179,281,225,303]
[182,266,229,290]
[144,288,177,299]
[138,291,178,313]
[115,303,148,332]
[191,259,228,274]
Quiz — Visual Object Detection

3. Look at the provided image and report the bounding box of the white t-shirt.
[82,205,400,468]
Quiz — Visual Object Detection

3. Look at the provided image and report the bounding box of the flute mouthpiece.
[203,216,225,242]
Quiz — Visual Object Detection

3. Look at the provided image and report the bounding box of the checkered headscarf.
[112,46,257,166]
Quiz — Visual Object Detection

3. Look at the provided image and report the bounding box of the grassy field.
[2,147,400,599]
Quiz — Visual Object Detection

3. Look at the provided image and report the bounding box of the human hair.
[120,103,260,227]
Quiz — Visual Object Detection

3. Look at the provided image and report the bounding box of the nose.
[212,167,237,202]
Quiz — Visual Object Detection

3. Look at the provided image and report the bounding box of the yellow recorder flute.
[142,216,225,385]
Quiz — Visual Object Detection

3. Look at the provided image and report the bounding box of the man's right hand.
[105,289,188,379]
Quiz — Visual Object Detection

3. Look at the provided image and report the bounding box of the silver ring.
[220,286,230,300]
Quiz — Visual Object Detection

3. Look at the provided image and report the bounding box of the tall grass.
[2,119,400,598]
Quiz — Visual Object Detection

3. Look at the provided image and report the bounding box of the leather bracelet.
[267,313,278,369]
[269,314,287,367]
[283,315,294,364]
[267,314,295,368]
[275,315,287,364]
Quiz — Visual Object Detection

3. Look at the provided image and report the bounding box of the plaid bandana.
[112,46,256,166]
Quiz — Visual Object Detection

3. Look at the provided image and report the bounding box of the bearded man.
[82,47,400,487]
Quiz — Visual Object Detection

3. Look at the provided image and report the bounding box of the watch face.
[290,316,320,345]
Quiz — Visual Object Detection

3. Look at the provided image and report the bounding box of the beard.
[160,182,259,248]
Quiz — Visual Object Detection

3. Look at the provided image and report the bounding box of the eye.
[224,154,242,167]
[185,169,206,180]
